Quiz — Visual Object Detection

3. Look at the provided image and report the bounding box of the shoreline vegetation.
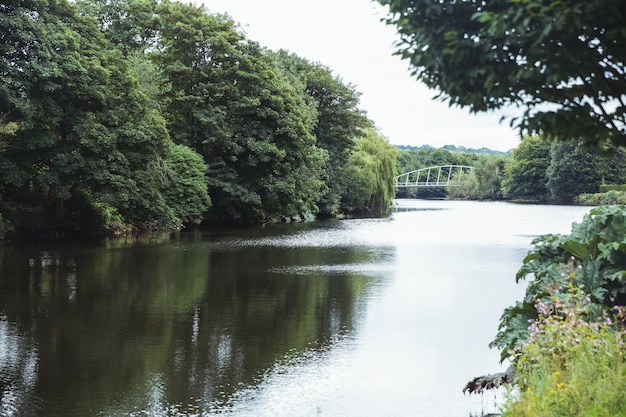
[2,2,623,241]
[1,1,397,241]
[467,204,626,416]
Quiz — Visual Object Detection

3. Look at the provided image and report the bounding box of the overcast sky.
[200,0,521,151]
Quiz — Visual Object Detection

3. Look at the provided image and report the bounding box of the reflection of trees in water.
[0,234,379,415]
[154,244,375,412]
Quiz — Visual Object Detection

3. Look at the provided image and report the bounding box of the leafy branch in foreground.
[377,0,626,148]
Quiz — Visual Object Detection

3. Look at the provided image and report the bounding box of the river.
[0,200,593,417]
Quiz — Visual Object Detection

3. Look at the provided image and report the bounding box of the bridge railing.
[395,165,474,188]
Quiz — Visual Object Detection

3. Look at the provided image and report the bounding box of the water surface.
[0,200,594,416]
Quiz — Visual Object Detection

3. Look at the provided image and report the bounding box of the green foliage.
[501,134,626,203]
[154,4,327,223]
[378,0,626,148]
[90,200,132,236]
[0,211,10,239]
[162,144,211,226]
[492,205,626,362]
[0,0,181,234]
[1,0,397,236]
[342,128,397,215]
[76,0,160,55]
[577,190,626,206]
[470,155,507,200]
[501,135,551,201]
[547,140,602,202]
[0,114,18,154]
[501,280,626,417]
[273,51,370,216]
[446,155,508,200]
[397,144,511,156]
[600,184,626,193]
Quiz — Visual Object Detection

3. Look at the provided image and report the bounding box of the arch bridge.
[395,165,474,188]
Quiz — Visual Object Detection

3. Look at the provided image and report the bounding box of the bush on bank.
[501,267,626,416]
[489,205,626,414]
[492,204,626,360]
[576,189,626,205]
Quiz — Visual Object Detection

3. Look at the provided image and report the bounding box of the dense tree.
[161,144,211,227]
[0,0,175,232]
[1,0,398,237]
[76,0,160,55]
[378,0,626,148]
[595,147,626,186]
[445,154,508,200]
[273,51,370,215]
[153,3,327,223]
[0,0,212,235]
[546,140,602,202]
[501,135,551,201]
[470,155,507,200]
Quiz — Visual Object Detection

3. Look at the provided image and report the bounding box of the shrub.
[600,184,626,193]
[492,205,626,362]
[576,190,626,205]
[501,264,626,416]
[91,201,132,236]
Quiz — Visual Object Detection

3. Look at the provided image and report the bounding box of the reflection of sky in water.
[197,200,593,417]
[1,200,595,417]
[205,218,394,250]
[269,262,394,276]
[0,315,41,416]
[205,200,592,254]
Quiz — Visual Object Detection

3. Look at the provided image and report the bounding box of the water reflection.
[0,316,41,416]
[1,201,594,417]
[0,224,387,417]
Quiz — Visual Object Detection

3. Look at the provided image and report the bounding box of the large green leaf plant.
[493,205,626,362]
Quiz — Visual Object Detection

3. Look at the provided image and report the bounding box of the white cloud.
[200,0,520,151]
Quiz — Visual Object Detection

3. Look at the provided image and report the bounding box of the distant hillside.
[396,144,512,156]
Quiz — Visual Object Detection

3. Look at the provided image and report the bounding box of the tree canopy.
[501,135,551,200]
[0,0,397,237]
[378,0,626,148]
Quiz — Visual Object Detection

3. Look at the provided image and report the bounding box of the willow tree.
[342,128,397,216]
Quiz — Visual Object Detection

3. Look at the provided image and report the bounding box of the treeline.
[396,144,511,156]
[397,134,626,202]
[0,0,397,239]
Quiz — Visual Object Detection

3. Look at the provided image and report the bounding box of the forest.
[0,0,397,239]
[396,135,626,203]
[3,0,624,242]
